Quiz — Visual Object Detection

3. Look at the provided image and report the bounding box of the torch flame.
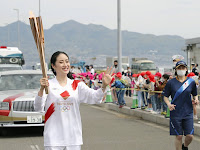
[29,11,35,18]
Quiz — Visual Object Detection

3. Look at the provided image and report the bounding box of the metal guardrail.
[115,87,200,96]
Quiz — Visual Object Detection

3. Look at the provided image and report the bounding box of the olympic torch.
[29,11,48,94]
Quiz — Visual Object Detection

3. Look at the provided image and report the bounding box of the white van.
[0,46,25,71]
[131,59,157,74]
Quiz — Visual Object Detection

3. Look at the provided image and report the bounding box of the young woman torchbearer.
[34,51,114,150]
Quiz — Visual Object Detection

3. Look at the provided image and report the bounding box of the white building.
[183,37,200,69]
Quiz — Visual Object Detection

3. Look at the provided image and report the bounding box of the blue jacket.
[111,80,125,89]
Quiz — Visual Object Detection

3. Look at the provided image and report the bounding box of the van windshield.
[140,63,156,70]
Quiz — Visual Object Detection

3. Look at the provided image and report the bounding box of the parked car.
[0,70,54,130]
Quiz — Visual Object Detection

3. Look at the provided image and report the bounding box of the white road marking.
[35,145,41,150]
[30,145,40,150]
[30,145,36,150]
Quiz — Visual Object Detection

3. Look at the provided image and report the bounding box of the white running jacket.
[34,78,105,146]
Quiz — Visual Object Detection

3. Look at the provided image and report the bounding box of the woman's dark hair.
[85,65,89,71]
[50,51,74,79]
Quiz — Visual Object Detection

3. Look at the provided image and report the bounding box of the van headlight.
[0,102,9,110]
[9,58,18,63]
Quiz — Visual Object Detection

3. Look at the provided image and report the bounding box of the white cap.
[172,55,184,61]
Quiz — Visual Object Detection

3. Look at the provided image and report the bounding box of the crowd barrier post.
[105,88,113,103]
[131,90,138,109]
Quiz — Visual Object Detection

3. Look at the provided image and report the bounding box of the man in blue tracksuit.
[162,61,199,150]
[111,72,126,108]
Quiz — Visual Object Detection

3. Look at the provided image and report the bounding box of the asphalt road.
[0,104,200,150]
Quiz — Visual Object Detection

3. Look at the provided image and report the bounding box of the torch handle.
[29,15,48,94]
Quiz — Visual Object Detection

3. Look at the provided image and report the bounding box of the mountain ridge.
[0,20,186,68]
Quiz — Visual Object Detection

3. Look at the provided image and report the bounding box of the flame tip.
[29,11,35,18]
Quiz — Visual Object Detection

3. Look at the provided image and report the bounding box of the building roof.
[134,60,154,63]
[185,37,200,45]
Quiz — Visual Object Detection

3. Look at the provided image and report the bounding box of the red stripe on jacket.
[71,80,81,91]
[45,103,55,123]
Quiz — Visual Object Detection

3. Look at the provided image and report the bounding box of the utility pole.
[117,0,122,72]
[5,23,10,45]
[13,9,20,48]
[39,0,41,16]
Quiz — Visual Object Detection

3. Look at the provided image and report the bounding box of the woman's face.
[52,53,70,76]
[176,65,187,77]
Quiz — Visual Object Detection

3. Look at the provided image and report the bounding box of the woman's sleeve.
[78,82,107,104]
[34,91,47,112]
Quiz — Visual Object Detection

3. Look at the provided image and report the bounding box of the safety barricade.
[131,90,138,109]
[105,88,113,103]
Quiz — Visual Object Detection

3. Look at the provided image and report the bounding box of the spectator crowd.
[70,60,200,121]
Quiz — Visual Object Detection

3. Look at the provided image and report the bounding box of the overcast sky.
[1,0,200,38]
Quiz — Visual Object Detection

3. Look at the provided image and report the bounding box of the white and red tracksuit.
[34,77,105,147]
